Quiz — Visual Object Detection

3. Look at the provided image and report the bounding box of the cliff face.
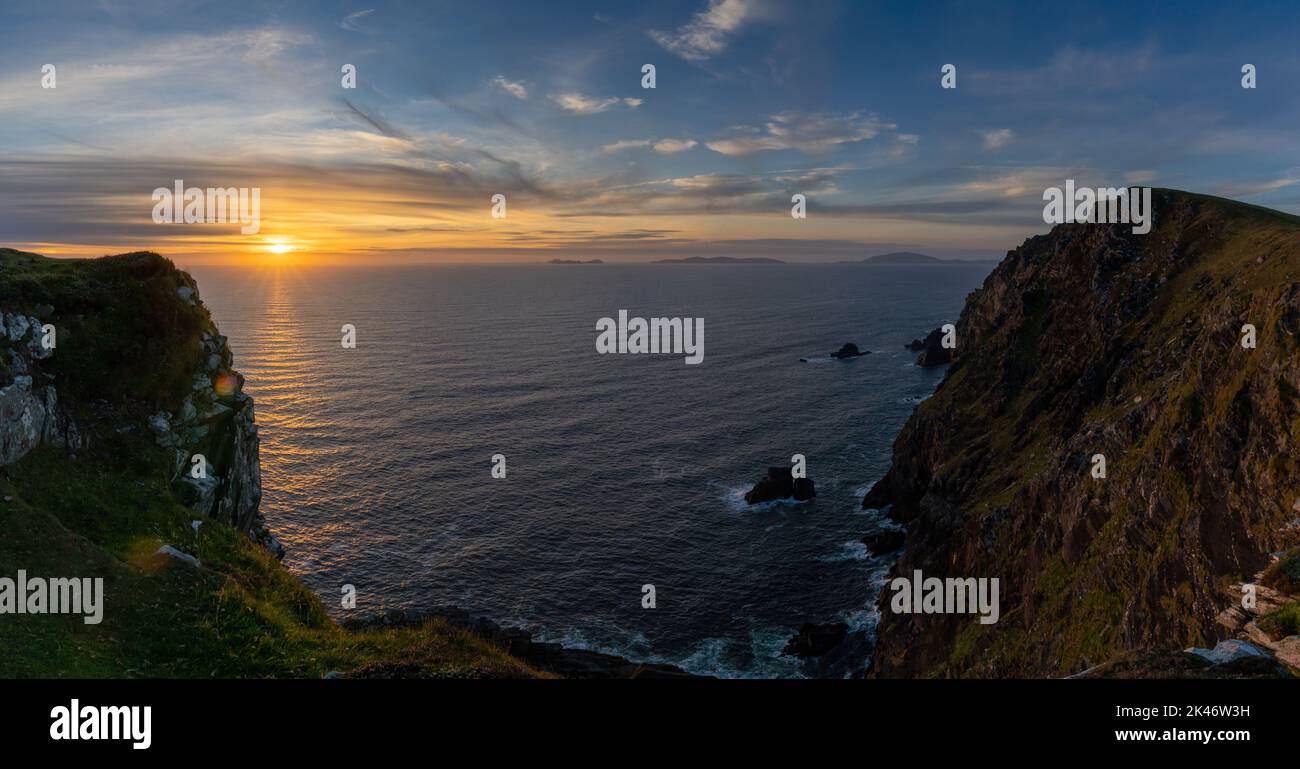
[0,248,272,552]
[864,191,1300,677]
[146,289,269,548]
[0,248,544,679]
[0,311,81,463]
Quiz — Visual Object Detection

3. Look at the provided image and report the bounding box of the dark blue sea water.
[188,262,992,677]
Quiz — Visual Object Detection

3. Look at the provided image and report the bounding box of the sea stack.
[744,466,815,504]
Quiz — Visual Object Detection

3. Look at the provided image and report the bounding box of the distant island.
[836,252,998,264]
[548,258,604,264]
[653,256,785,264]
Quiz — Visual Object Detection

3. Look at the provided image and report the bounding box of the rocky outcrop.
[0,311,82,464]
[1066,645,1293,679]
[146,285,276,556]
[346,607,703,679]
[744,466,815,504]
[0,249,276,558]
[831,342,868,359]
[865,191,1300,678]
[862,528,905,555]
[911,327,954,367]
[781,621,849,657]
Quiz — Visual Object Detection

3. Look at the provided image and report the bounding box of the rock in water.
[830,342,868,359]
[862,529,905,555]
[913,327,953,367]
[744,466,815,504]
[782,622,849,657]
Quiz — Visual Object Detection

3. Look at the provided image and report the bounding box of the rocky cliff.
[0,247,541,678]
[864,190,1300,677]
[0,248,273,553]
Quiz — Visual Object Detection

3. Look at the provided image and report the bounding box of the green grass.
[1261,602,1300,639]
[0,248,209,415]
[0,444,545,678]
[1262,547,1300,593]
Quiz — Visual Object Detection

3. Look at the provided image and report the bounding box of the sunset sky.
[1,0,1299,264]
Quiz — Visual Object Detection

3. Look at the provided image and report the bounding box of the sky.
[1,0,1299,265]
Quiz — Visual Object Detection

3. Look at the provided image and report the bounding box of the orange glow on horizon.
[262,237,299,258]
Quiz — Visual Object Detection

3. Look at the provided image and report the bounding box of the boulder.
[744,466,815,504]
[156,544,201,568]
[863,528,905,555]
[914,326,954,367]
[1185,639,1271,665]
[830,342,868,359]
[782,622,849,657]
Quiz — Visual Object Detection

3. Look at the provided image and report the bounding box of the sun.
[263,238,295,256]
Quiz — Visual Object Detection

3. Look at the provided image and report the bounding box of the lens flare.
[213,371,239,397]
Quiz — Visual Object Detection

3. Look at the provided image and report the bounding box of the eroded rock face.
[0,263,276,559]
[0,311,82,465]
[862,528,905,555]
[149,303,274,556]
[866,191,1300,678]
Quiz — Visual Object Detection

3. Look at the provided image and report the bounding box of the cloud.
[978,128,1013,151]
[1212,173,1300,197]
[340,9,376,32]
[600,139,653,154]
[491,76,528,100]
[1125,170,1157,184]
[706,111,895,156]
[550,92,642,114]
[969,44,1160,96]
[653,139,697,154]
[649,0,754,62]
[340,98,409,141]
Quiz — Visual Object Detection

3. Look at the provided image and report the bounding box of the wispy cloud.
[706,111,895,156]
[600,139,653,154]
[340,9,375,32]
[1212,172,1300,197]
[653,139,697,154]
[978,128,1013,151]
[550,92,642,114]
[649,0,755,62]
[491,76,528,100]
[591,137,699,155]
[968,44,1161,96]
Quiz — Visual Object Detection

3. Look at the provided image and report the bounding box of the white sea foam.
[817,540,871,562]
[721,482,813,512]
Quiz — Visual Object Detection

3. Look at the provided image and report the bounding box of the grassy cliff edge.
[0,248,545,678]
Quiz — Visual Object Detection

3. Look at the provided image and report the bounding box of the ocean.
[187,261,993,678]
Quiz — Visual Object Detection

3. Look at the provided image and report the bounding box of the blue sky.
[1,0,1298,263]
